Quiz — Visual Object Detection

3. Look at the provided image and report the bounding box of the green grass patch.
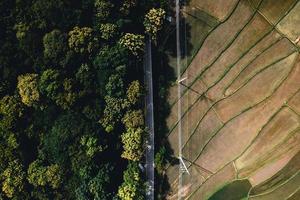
[208,180,252,200]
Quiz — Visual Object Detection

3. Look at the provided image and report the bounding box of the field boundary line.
[166,50,298,173]
[184,162,233,200]
[167,27,281,138]
[180,0,242,76]
[181,51,298,154]
[224,37,296,95]
[171,0,299,108]
[185,105,285,199]
[285,185,300,200]
[183,56,300,199]
[242,127,300,179]
[190,51,299,169]
[224,0,298,91]
[182,156,213,175]
[286,104,300,117]
[169,0,258,108]
[253,0,300,49]
[249,170,300,198]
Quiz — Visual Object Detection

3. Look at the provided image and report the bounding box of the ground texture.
[165,0,300,199]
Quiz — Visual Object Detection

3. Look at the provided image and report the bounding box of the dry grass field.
[165,0,300,199]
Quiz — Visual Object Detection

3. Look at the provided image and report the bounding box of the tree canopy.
[0,0,168,198]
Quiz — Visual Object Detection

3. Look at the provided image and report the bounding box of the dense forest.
[0,0,171,199]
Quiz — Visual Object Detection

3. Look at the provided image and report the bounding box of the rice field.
[165,0,300,199]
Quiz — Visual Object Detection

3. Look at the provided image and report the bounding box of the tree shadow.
[152,3,194,198]
[152,1,220,198]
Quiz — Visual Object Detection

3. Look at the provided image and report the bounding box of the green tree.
[1,160,26,198]
[39,69,78,109]
[27,160,63,189]
[118,162,144,200]
[75,63,95,89]
[75,165,113,200]
[14,23,29,41]
[100,23,117,40]
[154,147,167,175]
[45,164,63,189]
[42,112,85,164]
[121,127,144,161]
[144,8,166,41]
[0,95,24,118]
[68,26,95,54]
[43,29,67,64]
[119,33,145,56]
[122,110,144,129]
[100,96,126,133]
[39,69,60,97]
[94,0,113,22]
[55,78,77,109]
[80,135,104,158]
[27,160,47,187]
[120,0,137,15]
[17,73,40,106]
[105,73,125,97]
[127,80,142,105]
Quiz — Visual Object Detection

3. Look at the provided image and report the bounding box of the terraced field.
[165,0,300,199]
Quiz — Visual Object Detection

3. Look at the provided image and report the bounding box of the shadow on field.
[152,2,194,198]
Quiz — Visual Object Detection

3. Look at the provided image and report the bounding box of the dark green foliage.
[42,112,89,164]
[154,146,167,175]
[1,159,26,198]
[17,73,40,106]
[0,0,167,198]
[0,95,24,130]
[122,110,144,129]
[27,159,63,189]
[39,69,78,109]
[75,164,113,200]
[43,29,67,65]
[105,73,125,97]
[39,69,60,99]
[94,0,114,23]
[118,162,145,200]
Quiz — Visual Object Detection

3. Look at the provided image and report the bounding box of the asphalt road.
[144,37,154,200]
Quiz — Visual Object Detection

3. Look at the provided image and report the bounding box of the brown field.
[288,91,300,115]
[195,56,300,173]
[206,30,281,101]
[250,152,300,195]
[201,13,272,87]
[165,0,300,199]
[182,0,254,83]
[215,52,297,122]
[248,154,294,187]
[226,38,297,95]
[249,172,300,200]
[259,0,297,24]
[182,109,223,162]
[188,163,236,200]
[277,1,300,42]
[187,0,239,21]
[235,108,300,176]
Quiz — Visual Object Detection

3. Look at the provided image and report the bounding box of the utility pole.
[176,0,184,199]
